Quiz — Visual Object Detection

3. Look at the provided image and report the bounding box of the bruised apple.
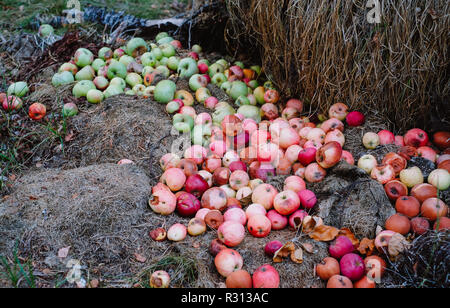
[247,214,272,237]
[316,142,342,168]
[316,257,340,280]
[218,221,246,247]
[251,184,278,210]
[201,187,228,211]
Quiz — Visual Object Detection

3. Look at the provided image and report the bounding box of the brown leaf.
[388,233,410,257]
[134,253,147,263]
[273,242,295,263]
[358,238,375,256]
[302,216,323,233]
[290,248,303,264]
[301,243,314,254]
[58,246,70,259]
[339,228,360,247]
[309,225,339,242]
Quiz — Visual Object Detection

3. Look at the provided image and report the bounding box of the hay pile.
[226,0,450,131]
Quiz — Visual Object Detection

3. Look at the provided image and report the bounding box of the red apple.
[288,209,307,229]
[252,265,280,288]
[247,214,271,237]
[346,111,365,127]
[378,130,395,145]
[185,174,209,198]
[316,141,343,169]
[213,167,231,186]
[384,180,408,201]
[176,192,201,217]
[266,210,288,230]
[273,190,301,216]
[404,128,429,148]
[265,240,284,257]
[251,184,278,210]
[297,147,317,166]
[298,189,317,209]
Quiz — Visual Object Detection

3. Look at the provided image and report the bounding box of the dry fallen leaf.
[302,216,323,233]
[58,246,71,259]
[290,248,304,264]
[273,242,295,263]
[309,225,340,242]
[134,253,147,263]
[301,243,314,254]
[339,228,360,247]
[358,238,375,256]
[388,233,410,257]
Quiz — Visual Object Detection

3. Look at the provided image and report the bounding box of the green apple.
[98,47,113,60]
[74,48,94,67]
[254,86,266,104]
[211,73,227,86]
[141,52,157,67]
[220,81,232,95]
[110,77,126,89]
[91,58,106,72]
[107,61,127,79]
[178,57,199,79]
[155,66,170,78]
[234,61,244,69]
[155,32,169,42]
[52,71,75,87]
[229,81,248,100]
[237,105,261,123]
[7,81,29,97]
[166,100,182,114]
[236,95,251,107]
[192,124,211,147]
[189,74,208,91]
[160,57,169,66]
[103,85,124,99]
[195,87,211,104]
[192,44,202,54]
[126,37,148,57]
[173,113,194,133]
[126,73,143,88]
[86,89,104,104]
[125,89,135,95]
[142,66,155,77]
[157,36,174,45]
[264,80,275,90]
[62,103,78,117]
[73,80,96,98]
[208,63,224,78]
[216,59,229,70]
[119,55,135,67]
[75,66,95,81]
[38,24,54,37]
[213,102,235,126]
[160,43,176,58]
[132,84,146,96]
[152,47,163,60]
[251,65,262,76]
[154,79,176,103]
[167,56,180,71]
[247,80,259,89]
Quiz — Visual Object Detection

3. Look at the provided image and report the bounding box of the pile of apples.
[358,128,450,235]
[1,82,48,121]
[315,236,388,288]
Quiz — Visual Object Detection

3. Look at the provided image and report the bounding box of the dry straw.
[226,0,449,131]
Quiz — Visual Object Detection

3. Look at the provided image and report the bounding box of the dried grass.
[226,0,450,131]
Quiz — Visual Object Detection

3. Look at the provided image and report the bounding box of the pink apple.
[160,168,186,191]
[378,130,395,145]
[394,135,405,146]
[229,161,247,172]
[329,236,355,259]
[214,248,243,277]
[298,189,317,209]
[278,127,300,149]
[223,150,240,167]
[266,210,288,230]
[273,190,301,216]
[417,146,437,163]
[283,176,306,193]
[321,118,344,133]
[195,208,211,221]
[159,153,181,171]
[284,145,302,163]
[252,264,280,288]
[210,140,228,157]
[224,207,247,225]
[218,221,246,247]
[229,170,250,190]
[341,150,355,165]
[305,163,327,183]
[195,112,212,126]
[201,187,228,211]
[184,145,207,165]
[251,184,278,210]
[328,103,348,121]
[149,184,177,215]
[288,209,307,229]
[246,203,267,220]
[167,223,187,241]
[316,141,343,168]
[242,119,258,136]
[247,214,271,237]
[325,130,345,147]
[205,96,219,109]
